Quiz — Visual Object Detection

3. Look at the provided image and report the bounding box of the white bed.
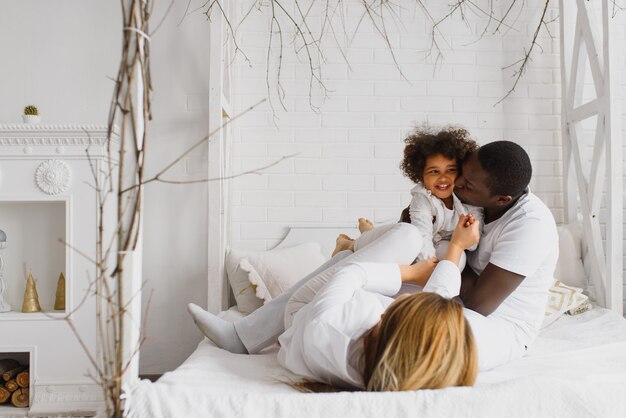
[127,305,626,418]
[125,223,626,418]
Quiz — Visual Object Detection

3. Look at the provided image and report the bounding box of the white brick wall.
[232,0,554,249]
[231,0,626,309]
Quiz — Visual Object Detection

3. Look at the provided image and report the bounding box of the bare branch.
[145,153,298,186]
[58,238,97,265]
[496,0,551,105]
[120,99,266,194]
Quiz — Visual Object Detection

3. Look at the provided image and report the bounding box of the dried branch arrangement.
[55,2,282,417]
[96,0,153,416]
[430,0,556,103]
[197,0,564,106]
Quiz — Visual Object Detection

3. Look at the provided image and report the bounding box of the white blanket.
[126,308,626,418]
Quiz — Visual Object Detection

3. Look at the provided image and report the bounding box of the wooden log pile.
[0,359,29,408]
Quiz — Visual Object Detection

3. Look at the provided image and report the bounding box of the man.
[189,140,558,369]
[449,140,558,368]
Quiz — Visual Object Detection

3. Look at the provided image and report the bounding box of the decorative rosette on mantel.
[35,159,72,195]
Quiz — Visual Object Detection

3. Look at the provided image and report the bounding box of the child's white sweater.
[408,183,483,260]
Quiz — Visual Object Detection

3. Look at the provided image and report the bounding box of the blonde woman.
[277,214,480,391]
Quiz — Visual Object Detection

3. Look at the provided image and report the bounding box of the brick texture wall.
[230,0,626,309]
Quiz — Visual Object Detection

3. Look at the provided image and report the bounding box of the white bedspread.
[126,308,626,418]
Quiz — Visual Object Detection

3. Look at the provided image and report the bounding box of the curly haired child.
[334,125,483,271]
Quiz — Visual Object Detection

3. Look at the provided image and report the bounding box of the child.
[334,125,482,271]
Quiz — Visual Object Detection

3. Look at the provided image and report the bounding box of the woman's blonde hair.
[361,292,477,391]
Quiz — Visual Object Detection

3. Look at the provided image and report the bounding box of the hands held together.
[400,213,480,285]
[450,213,480,252]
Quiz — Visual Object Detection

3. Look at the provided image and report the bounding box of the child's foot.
[187,303,248,354]
[332,234,355,257]
[358,218,374,233]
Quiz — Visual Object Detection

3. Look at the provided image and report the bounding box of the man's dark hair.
[477,141,532,197]
[400,126,478,184]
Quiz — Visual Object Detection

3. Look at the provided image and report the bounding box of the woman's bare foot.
[332,234,355,257]
[358,218,374,233]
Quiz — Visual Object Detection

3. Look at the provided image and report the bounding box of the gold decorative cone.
[22,273,41,313]
[54,273,66,310]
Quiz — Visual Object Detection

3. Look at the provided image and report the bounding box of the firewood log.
[0,360,19,375]
[0,386,9,404]
[16,371,29,388]
[2,366,27,382]
[11,387,29,408]
[5,380,18,392]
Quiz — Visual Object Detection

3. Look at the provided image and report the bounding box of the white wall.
[0,1,212,374]
[0,1,119,123]
[139,1,212,374]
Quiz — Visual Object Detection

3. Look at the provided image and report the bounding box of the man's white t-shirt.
[467,188,559,347]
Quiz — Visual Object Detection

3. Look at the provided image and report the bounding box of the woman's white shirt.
[277,259,530,388]
[277,261,469,389]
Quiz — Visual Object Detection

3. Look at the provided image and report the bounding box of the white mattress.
[127,308,626,418]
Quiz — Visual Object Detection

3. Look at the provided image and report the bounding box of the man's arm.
[460,263,525,316]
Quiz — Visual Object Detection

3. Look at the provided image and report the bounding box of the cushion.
[225,248,264,315]
[554,223,586,289]
[542,280,589,328]
[225,242,326,314]
[241,242,326,303]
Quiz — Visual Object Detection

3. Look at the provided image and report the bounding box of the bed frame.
[200,1,624,316]
[113,2,624,410]
[559,0,623,314]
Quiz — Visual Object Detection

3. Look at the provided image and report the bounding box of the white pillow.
[225,248,264,315]
[542,279,588,328]
[225,242,327,314]
[240,242,326,303]
[554,223,586,289]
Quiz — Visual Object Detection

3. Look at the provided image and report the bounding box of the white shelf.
[0,311,66,321]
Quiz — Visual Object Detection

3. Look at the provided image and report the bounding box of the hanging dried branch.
[425,0,553,104]
[201,0,250,65]
[189,0,621,112]
[198,0,416,114]
[496,0,551,104]
[359,0,409,80]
